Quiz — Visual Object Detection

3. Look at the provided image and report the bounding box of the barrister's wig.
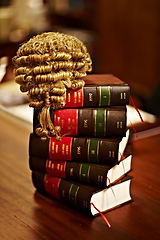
[13,32,92,140]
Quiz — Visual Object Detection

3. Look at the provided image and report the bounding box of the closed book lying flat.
[34,106,127,138]
[32,171,132,216]
[29,130,130,165]
[29,155,132,187]
[63,74,130,108]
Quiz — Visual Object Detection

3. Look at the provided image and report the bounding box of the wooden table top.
[0,113,160,240]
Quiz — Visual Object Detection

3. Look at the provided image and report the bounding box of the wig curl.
[13,32,92,140]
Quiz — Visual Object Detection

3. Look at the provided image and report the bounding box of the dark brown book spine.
[29,134,120,165]
[34,107,127,138]
[32,171,97,215]
[64,74,130,107]
[29,157,110,187]
[83,85,130,107]
[32,171,132,216]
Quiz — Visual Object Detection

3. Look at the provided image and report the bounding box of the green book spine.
[99,86,111,106]
[79,164,91,184]
[88,139,99,163]
[94,109,106,136]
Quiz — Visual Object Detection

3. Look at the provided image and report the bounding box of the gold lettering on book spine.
[61,119,64,128]
[109,150,115,158]
[77,146,81,155]
[68,118,71,129]
[89,92,93,102]
[117,121,123,128]
[98,175,104,182]
[101,175,103,183]
[57,163,60,170]
[55,144,58,153]
[68,93,71,102]
[70,168,74,176]
[74,91,77,103]
[62,143,65,155]
[62,190,65,198]
[57,116,60,125]
[83,119,88,128]
[121,92,126,100]
[52,142,55,154]
[78,91,81,103]
[60,164,63,171]
[51,162,54,169]
[98,123,102,127]
[66,145,69,155]
[83,200,87,208]
[98,175,103,183]
[72,119,75,129]
[48,160,52,169]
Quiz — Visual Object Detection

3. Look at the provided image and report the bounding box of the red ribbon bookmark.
[130,95,144,122]
[90,202,111,228]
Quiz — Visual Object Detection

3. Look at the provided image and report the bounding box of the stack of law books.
[29,74,133,221]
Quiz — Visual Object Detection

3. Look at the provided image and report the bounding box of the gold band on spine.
[79,164,83,179]
[75,109,79,135]
[69,184,79,206]
[94,110,97,135]
[97,140,99,160]
[80,87,84,104]
[108,86,111,106]
[104,109,106,136]
[87,166,91,182]
[99,87,101,106]
[87,140,90,161]
[74,186,79,206]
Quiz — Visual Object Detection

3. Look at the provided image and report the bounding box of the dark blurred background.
[0,0,160,115]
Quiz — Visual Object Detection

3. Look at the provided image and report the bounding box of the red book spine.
[64,88,84,107]
[44,175,61,200]
[49,136,73,160]
[54,109,79,136]
[46,159,67,178]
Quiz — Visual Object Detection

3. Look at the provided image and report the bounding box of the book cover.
[29,130,130,165]
[34,106,127,138]
[32,171,132,216]
[29,155,132,187]
[64,74,130,108]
